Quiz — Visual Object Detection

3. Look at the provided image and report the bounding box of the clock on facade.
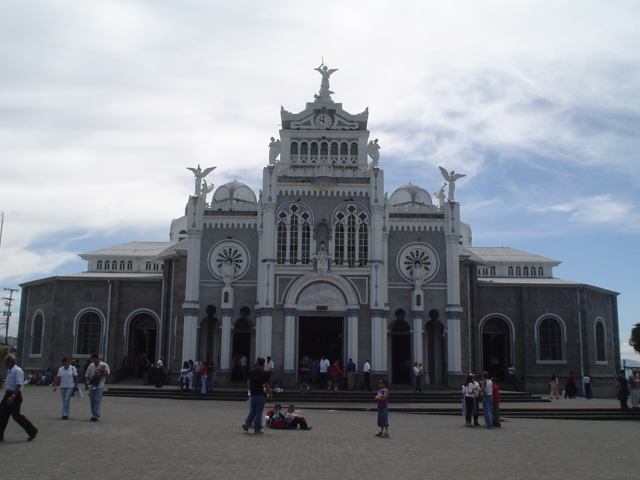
[314,114,333,129]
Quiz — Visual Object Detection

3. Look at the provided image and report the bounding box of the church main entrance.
[128,312,158,376]
[298,316,343,364]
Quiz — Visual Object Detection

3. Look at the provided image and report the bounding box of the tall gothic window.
[31,313,44,355]
[75,311,103,355]
[538,317,564,361]
[595,320,606,362]
[276,202,312,265]
[333,203,369,266]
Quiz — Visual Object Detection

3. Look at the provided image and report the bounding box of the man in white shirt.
[480,372,493,428]
[1,354,38,441]
[413,362,422,393]
[360,359,371,391]
[265,356,275,384]
[85,353,110,422]
[319,355,330,389]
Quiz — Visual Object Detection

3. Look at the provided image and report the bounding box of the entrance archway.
[232,316,252,381]
[390,318,411,385]
[482,317,512,381]
[198,316,219,364]
[128,312,158,375]
[298,316,343,363]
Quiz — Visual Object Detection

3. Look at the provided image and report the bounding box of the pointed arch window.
[276,202,313,265]
[333,203,369,266]
[75,310,103,356]
[537,317,564,362]
[31,312,44,356]
[595,320,606,362]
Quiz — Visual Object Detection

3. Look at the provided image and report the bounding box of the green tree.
[0,345,9,364]
[630,323,640,355]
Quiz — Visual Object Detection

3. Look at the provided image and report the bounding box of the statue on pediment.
[187,164,216,196]
[314,63,338,102]
[268,137,281,164]
[434,183,447,208]
[439,167,466,202]
[315,242,330,276]
[367,139,381,167]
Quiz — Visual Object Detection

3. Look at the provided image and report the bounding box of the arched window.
[508,266,513,276]
[105,260,110,270]
[333,203,369,266]
[537,317,564,361]
[31,312,44,355]
[515,266,521,276]
[96,261,102,270]
[120,261,125,270]
[538,267,544,276]
[523,266,529,276]
[531,266,537,276]
[276,202,313,265]
[75,311,103,355]
[127,260,133,270]
[595,320,606,362]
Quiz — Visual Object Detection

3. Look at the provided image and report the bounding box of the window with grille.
[333,203,369,266]
[76,311,102,356]
[538,317,564,361]
[275,202,313,265]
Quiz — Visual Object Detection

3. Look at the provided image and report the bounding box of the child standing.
[374,379,390,438]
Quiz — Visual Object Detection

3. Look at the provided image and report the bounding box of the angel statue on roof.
[314,62,338,102]
[438,167,466,203]
[187,165,216,197]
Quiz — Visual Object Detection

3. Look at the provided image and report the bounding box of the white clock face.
[315,114,333,129]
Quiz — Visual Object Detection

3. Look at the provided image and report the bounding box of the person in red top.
[331,360,343,391]
[491,377,501,428]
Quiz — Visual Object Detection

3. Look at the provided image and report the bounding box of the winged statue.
[438,167,466,202]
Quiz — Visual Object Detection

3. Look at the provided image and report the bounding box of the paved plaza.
[2,387,638,480]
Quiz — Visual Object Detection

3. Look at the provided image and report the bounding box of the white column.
[371,310,387,373]
[256,309,273,359]
[182,195,204,363]
[220,313,232,371]
[283,308,297,372]
[347,308,359,364]
[445,202,463,375]
[412,311,423,365]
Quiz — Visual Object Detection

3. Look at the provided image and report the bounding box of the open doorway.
[482,317,511,381]
[390,318,412,385]
[298,316,343,363]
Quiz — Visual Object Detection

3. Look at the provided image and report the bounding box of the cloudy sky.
[1,1,639,361]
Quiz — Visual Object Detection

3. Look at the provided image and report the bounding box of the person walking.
[360,359,371,391]
[0,354,38,442]
[628,370,640,409]
[616,369,630,410]
[85,353,110,421]
[242,357,272,434]
[53,357,79,419]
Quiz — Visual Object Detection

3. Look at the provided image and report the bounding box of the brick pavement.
[1,387,637,480]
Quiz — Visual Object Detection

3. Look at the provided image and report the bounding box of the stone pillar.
[182,195,204,363]
[283,308,297,373]
[256,308,273,359]
[412,310,423,366]
[445,202,463,377]
[220,308,233,371]
[347,308,359,365]
[371,309,388,374]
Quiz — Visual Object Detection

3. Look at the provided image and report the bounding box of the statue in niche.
[201,179,214,205]
[221,258,235,287]
[187,164,216,196]
[314,63,338,102]
[434,183,447,208]
[268,137,281,164]
[367,139,381,167]
[438,167,466,203]
[315,242,329,276]
[412,260,427,290]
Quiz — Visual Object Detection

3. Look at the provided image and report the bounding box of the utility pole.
[2,287,18,345]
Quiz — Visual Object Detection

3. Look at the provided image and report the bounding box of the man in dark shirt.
[242,357,272,434]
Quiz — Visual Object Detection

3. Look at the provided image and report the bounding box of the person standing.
[199,361,208,394]
[628,370,640,409]
[242,357,272,434]
[491,377,501,428]
[240,354,248,382]
[330,359,343,391]
[318,355,330,389]
[361,358,371,391]
[565,371,576,398]
[53,357,79,419]
[582,374,593,399]
[413,362,422,393]
[155,357,165,388]
[374,379,390,438]
[265,356,274,385]
[616,369,630,410]
[480,372,493,428]
[462,374,477,428]
[0,354,38,441]
[85,353,110,421]
[345,358,357,391]
[192,358,202,392]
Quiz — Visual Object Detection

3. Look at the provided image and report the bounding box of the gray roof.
[80,241,174,259]
[21,272,163,288]
[478,277,619,295]
[466,247,560,265]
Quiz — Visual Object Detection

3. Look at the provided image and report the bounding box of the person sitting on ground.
[265,403,286,429]
[273,381,283,393]
[284,404,312,430]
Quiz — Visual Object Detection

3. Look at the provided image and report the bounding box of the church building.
[17,67,620,395]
